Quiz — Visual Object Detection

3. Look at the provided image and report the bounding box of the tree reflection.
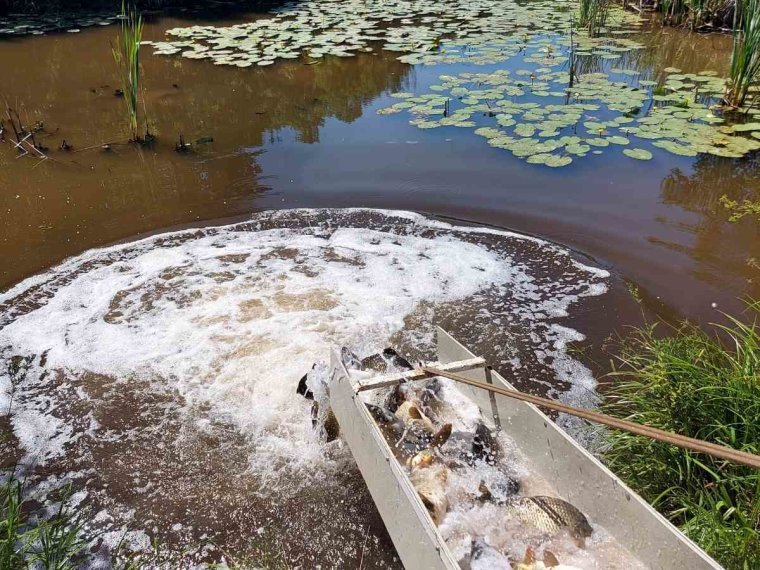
[655,153,760,294]
[0,25,412,289]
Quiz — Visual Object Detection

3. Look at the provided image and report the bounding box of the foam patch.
[0,209,609,564]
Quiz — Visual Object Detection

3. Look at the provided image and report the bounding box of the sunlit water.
[0,0,757,566]
[0,5,758,323]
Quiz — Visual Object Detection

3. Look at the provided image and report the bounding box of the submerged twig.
[357,524,371,570]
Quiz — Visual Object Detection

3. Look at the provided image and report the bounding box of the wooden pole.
[420,366,760,470]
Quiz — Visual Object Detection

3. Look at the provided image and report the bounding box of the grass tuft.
[578,0,609,37]
[603,304,760,569]
[725,0,760,108]
[111,1,146,142]
[0,471,87,569]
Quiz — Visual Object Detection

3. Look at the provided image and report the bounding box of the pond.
[0,0,758,567]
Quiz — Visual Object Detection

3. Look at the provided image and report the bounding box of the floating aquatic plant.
[144,0,642,69]
[380,56,760,168]
[145,0,760,167]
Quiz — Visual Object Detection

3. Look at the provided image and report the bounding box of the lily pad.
[623,148,653,160]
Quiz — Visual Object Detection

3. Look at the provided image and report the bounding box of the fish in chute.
[407,449,450,525]
[366,403,452,461]
[505,496,593,545]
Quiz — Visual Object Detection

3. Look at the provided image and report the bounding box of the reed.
[725,0,760,108]
[578,0,609,37]
[603,303,760,569]
[111,1,145,142]
[659,0,733,29]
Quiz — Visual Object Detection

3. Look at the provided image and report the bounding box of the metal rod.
[421,366,760,470]
[355,357,484,392]
[484,366,501,429]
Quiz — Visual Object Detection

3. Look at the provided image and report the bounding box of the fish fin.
[296,364,315,399]
[408,449,434,470]
[522,546,536,564]
[418,491,441,524]
[469,538,485,561]
[366,403,394,425]
[431,423,452,447]
[543,550,560,567]
[383,347,413,370]
[310,401,319,428]
[323,409,340,442]
[385,380,409,412]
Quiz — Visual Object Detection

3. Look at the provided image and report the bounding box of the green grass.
[603,304,760,569]
[0,472,87,569]
[112,1,146,142]
[2,469,291,569]
[725,0,760,108]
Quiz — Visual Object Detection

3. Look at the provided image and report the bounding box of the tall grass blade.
[112,1,145,141]
[726,0,760,108]
[604,305,760,569]
[578,0,609,37]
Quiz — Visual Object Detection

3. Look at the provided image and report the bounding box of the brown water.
[1,13,758,323]
[0,5,759,568]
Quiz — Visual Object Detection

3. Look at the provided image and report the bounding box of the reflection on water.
[657,155,760,295]
[628,24,733,77]
[0,9,757,323]
[0,14,410,289]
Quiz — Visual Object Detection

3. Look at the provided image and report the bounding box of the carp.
[408,449,450,525]
[367,403,452,459]
[395,400,436,433]
[445,421,503,466]
[506,496,593,543]
[361,347,413,373]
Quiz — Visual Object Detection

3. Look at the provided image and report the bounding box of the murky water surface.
[0,1,758,567]
[0,6,757,319]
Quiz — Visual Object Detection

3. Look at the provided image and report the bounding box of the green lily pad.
[623,148,653,160]
[732,122,760,132]
[515,124,536,137]
[545,155,572,167]
[652,140,698,156]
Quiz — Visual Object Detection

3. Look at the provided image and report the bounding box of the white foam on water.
[0,209,612,563]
